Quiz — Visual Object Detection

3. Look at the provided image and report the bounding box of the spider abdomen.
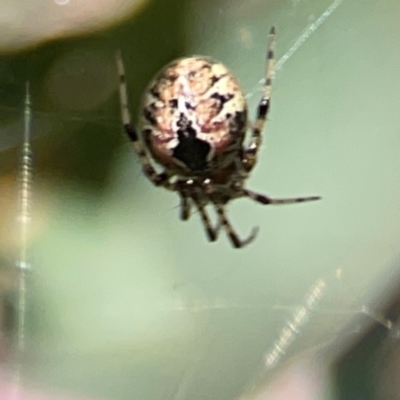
[140,56,248,175]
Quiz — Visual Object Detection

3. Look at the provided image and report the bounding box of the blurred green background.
[0,0,400,399]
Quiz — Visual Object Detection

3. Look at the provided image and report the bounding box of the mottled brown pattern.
[141,57,246,174]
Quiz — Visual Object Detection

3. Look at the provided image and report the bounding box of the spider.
[115,27,320,248]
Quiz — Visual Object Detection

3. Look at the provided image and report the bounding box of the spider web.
[164,0,400,399]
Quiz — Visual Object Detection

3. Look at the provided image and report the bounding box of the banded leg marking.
[115,51,172,188]
[244,189,321,205]
[244,26,276,172]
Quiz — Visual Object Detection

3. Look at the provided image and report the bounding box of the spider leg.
[243,26,276,173]
[243,189,321,205]
[191,194,220,242]
[179,193,191,220]
[115,51,172,189]
[214,204,258,248]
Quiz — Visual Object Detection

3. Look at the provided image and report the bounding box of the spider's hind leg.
[244,189,321,205]
[115,51,172,189]
[243,26,276,173]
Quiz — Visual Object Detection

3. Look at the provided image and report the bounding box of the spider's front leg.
[214,204,258,248]
[179,193,191,221]
[243,26,276,173]
[192,195,220,242]
[200,179,257,248]
[115,51,173,190]
[179,180,220,241]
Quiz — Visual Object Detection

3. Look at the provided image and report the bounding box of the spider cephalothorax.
[116,27,320,248]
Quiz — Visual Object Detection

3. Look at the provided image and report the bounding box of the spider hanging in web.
[115,27,320,248]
